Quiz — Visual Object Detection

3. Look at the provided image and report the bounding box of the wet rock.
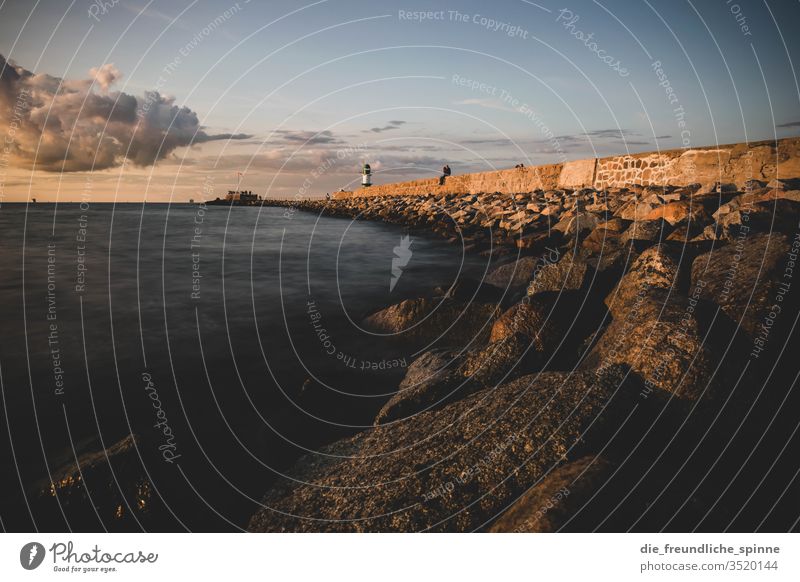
[248,366,645,532]
[33,435,159,531]
[363,297,499,347]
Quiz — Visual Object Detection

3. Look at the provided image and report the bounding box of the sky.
[1,0,799,202]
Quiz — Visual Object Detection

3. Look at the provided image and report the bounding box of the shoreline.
[250,176,800,531]
[16,176,800,532]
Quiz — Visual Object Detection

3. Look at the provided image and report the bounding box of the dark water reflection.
[0,203,491,530]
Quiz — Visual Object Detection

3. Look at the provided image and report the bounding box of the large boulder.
[691,233,795,343]
[374,287,613,428]
[514,230,562,251]
[586,240,642,278]
[582,226,623,255]
[581,218,629,255]
[459,333,538,386]
[363,297,498,347]
[248,367,645,532]
[597,217,629,232]
[488,456,614,532]
[710,199,800,240]
[604,244,686,316]
[553,211,602,238]
[616,200,660,221]
[582,289,719,400]
[374,350,473,425]
[666,219,707,242]
[438,277,507,304]
[619,219,673,246]
[713,189,800,221]
[490,291,600,368]
[484,255,548,290]
[490,296,567,346]
[527,251,590,295]
[645,201,711,226]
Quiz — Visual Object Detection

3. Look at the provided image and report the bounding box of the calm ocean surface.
[0,202,491,530]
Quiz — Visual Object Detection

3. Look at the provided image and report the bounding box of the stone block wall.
[331,137,800,199]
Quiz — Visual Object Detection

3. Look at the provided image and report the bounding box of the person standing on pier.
[439,164,451,185]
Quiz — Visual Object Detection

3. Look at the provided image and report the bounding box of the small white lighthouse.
[361,163,372,187]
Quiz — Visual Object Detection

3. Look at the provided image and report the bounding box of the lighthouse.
[361,163,372,187]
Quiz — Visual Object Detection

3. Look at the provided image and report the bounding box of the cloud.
[122,3,190,29]
[777,121,800,128]
[195,148,450,181]
[0,55,250,172]
[453,98,518,112]
[584,128,637,139]
[462,137,515,146]
[378,143,440,152]
[89,63,122,92]
[273,129,342,144]
[364,119,407,133]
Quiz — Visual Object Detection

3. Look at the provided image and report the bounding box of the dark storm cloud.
[0,55,250,172]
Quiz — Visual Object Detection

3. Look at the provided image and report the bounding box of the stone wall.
[332,137,800,199]
[594,138,800,189]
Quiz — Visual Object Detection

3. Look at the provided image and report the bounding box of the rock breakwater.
[250,177,800,531]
